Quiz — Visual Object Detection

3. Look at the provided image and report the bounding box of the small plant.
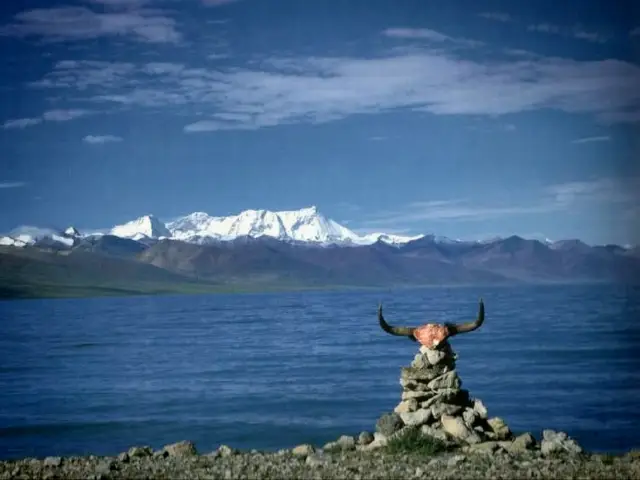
[599,454,616,465]
[385,427,449,456]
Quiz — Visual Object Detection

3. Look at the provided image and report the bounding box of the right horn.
[378,304,416,338]
[447,298,485,336]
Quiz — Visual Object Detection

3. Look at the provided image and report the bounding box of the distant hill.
[1,228,638,300]
[0,246,221,299]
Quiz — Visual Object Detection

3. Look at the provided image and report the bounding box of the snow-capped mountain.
[4,206,631,252]
[0,225,81,248]
[165,206,420,246]
[110,214,171,241]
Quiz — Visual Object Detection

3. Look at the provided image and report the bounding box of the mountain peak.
[64,226,80,237]
[111,214,171,240]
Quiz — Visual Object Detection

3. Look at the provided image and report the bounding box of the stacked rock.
[389,343,512,446]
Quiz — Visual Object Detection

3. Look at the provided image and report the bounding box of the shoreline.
[2,438,639,480]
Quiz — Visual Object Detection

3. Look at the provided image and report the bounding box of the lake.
[1,284,639,460]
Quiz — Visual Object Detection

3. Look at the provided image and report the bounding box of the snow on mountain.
[359,232,426,245]
[0,225,78,249]
[166,206,426,246]
[0,236,28,247]
[64,226,81,237]
[5,226,60,245]
[277,206,362,244]
[110,215,171,240]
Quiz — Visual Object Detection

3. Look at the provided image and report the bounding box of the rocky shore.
[3,343,639,479]
[2,439,639,480]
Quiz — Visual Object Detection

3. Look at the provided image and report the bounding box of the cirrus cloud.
[0,6,181,44]
[83,134,123,144]
[18,27,640,133]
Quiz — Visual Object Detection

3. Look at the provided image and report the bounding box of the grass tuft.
[385,426,449,456]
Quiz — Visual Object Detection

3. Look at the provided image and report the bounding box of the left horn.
[378,304,416,338]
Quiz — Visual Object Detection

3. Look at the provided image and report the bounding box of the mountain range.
[1,206,638,299]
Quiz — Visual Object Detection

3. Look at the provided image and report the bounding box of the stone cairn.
[387,342,511,447]
[360,342,582,457]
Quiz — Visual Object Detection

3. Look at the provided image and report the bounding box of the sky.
[0,0,639,246]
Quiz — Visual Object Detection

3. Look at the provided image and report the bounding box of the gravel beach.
[1,441,639,480]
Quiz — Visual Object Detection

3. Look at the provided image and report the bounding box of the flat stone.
[399,408,432,427]
[541,430,582,456]
[217,445,236,457]
[376,412,405,436]
[292,444,315,457]
[361,432,388,450]
[402,390,435,401]
[306,453,330,467]
[357,431,374,445]
[394,398,418,414]
[420,425,449,442]
[427,371,461,390]
[43,457,62,468]
[421,347,447,365]
[447,454,466,467]
[127,446,152,458]
[441,414,474,441]
[163,441,198,457]
[473,399,488,419]
[336,435,356,451]
[487,418,512,441]
[411,354,429,369]
[466,441,500,454]
[400,378,432,391]
[401,365,448,382]
[463,407,478,428]
[95,460,116,476]
[430,403,463,419]
[420,389,459,408]
[322,441,340,452]
[508,433,536,454]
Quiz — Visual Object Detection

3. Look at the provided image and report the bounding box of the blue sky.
[0,0,638,245]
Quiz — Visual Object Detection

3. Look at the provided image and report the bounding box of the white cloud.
[0,182,26,189]
[571,135,610,144]
[43,109,91,122]
[23,33,640,132]
[83,134,123,144]
[358,177,639,229]
[545,177,639,207]
[382,27,483,48]
[383,28,452,42]
[201,0,242,6]
[478,12,512,23]
[2,117,42,129]
[527,23,609,43]
[0,6,181,44]
[360,199,560,227]
[2,110,91,129]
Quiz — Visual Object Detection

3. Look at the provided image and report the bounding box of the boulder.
[394,398,418,414]
[399,408,432,427]
[541,429,582,456]
[292,444,315,457]
[162,441,197,457]
[487,417,512,441]
[376,412,404,436]
[357,431,374,445]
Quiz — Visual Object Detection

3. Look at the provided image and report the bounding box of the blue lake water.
[1,284,639,460]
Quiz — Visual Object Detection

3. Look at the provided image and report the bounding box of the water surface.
[1,284,639,459]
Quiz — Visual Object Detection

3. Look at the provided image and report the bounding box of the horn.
[447,298,485,336]
[378,304,416,338]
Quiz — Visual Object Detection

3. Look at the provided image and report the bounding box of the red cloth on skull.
[413,324,450,348]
